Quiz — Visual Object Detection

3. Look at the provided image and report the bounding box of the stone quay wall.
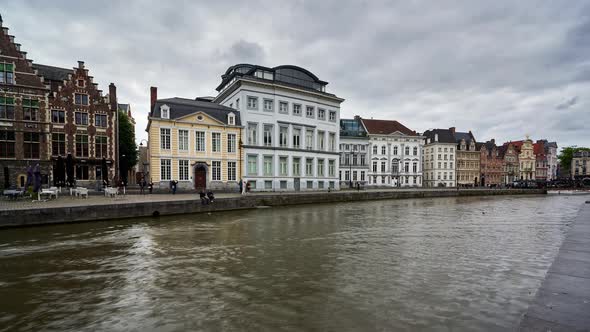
[0,188,546,228]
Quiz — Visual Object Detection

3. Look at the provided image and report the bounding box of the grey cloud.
[556,96,578,110]
[2,0,589,148]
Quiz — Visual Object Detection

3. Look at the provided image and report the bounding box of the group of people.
[239,179,251,195]
[199,190,215,205]
[138,177,154,194]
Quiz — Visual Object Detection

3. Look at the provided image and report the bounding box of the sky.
[3,1,589,148]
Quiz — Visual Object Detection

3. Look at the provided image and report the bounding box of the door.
[195,167,206,190]
[294,177,300,191]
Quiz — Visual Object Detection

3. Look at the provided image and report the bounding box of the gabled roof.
[151,97,241,126]
[422,128,456,144]
[33,63,73,81]
[361,118,417,136]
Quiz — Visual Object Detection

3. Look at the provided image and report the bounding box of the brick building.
[34,61,118,188]
[479,139,503,187]
[0,14,118,190]
[533,140,548,181]
[499,142,519,184]
[0,15,52,188]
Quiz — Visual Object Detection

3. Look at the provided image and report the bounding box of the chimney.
[354,115,361,121]
[150,86,158,112]
[449,127,455,135]
[78,60,85,69]
[434,133,439,142]
[108,83,117,111]
[0,13,3,27]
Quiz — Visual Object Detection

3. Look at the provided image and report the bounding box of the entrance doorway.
[294,177,300,191]
[194,164,207,190]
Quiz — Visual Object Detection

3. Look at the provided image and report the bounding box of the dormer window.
[160,104,170,119]
[228,113,235,126]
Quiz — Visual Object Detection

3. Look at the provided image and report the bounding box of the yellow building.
[146,89,242,191]
[518,137,535,180]
[454,129,481,187]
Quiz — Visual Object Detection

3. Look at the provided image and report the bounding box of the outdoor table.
[3,189,24,200]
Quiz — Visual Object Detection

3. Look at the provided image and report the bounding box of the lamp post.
[349,151,357,188]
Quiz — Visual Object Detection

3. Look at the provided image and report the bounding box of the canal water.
[0,195,586,331]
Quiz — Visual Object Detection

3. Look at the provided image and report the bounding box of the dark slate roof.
[422,129,456,144]
[454,131,476,144]
[33,63,73,81]
[152,97,241,126]
[361,118,416,136]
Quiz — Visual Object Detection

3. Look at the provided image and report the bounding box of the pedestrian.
[140,177,146,195]
[148,179,154,194]
[207,190,215,203]
[241,179,247,195]
[239,178,243,194]
[246,181,251,193]
[199,190,209,205]
[171,180,178,195]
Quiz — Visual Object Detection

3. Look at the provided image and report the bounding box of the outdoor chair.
[77,188,89,199]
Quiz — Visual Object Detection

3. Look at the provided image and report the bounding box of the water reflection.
[0,195,585,331]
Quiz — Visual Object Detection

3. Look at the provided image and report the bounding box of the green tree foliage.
[118,110,138,169]
[558,146,590,171]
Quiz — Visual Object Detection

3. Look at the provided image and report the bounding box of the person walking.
[239,178,243,194]
[241,179,247,195]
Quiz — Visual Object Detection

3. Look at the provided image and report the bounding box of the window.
[413,147,418,155]
[344,154,350,166]
[293,128,301,149]
[306,106,314,118]
[247,96,258,110]
[23,132,41,159]
[248,123,258,145]
[306,158,313,176]
[317,159,325,176]
[293,104,301,116]
[360,154,366,166]
[179,160,189,181]
[360,171,366,181]
[381,146,386,155]
[373,146,378,154]
[228,113,235,125]
[329,111,336,122]
[227,161,237,181]
[318,109,325,120]
[373,161,377,172]
[160,105,169,119]
[306,129,314,150]
[345,171,350,181]
[405,146,410,155]
[212,161,221,181]
[160,159,171,181]
[50,110,65,123]
[381,161,386,172]
[263,99,273,112]
[0,63,15,84]
[0,97,15,120]
[195,131,205,152]
[75,112,88,125]
[329,160,335,176]
[75,93,89,106]
[405,162,410,172]
[227,133,236,153]
[0,130,15,158]
[264,156,273,176]
[247,155,257,175]
[77,79,85,87]
[75,134,88,157]
[52,133,66,156]
[95,136,107,158]
[413,162,417,173]
[392,162,399,173]
[263,125,273,147]
[329,133,336,151]
[293,157,301,176]
[22,99,39,121]
[393,146,398,155]
[317,131,325,150]
[160,128,171,149]
[279,101,288,113]
[280,181,287,189]
[95,114,108,127]
[178,130,189,151]
[265,180,273,190]
[279,126,288,147]
[75,165,89,180]
[212,132,221,152]
[280,157,288,176]
[353,171,357,181]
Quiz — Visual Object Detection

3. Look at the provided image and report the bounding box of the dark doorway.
[194,165,207,190]
[294,177,300,191]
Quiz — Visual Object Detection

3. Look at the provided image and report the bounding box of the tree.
[118,110,137,182]
[558,146,590,172]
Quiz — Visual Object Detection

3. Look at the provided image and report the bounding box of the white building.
[213,64,344,191]
[339,116,370,188]
[422,128,457,187]
[362,118,424,187]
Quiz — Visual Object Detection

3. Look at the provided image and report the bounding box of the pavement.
[519,202,590,331]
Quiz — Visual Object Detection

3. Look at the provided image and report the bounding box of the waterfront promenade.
[0,188,545,228]
[519,202,590,331]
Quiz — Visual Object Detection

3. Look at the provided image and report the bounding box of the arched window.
[381,146,386,155]
[372,145,377,154]
[413,147,418,155]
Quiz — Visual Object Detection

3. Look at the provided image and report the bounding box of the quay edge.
[0,188,546,228]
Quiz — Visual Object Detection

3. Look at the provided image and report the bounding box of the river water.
[0,195,586,331]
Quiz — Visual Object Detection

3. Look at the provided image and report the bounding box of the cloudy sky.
[3,1,589,148]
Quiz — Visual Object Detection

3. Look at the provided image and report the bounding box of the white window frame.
[195,130,206,152]
[279,101,289,114]
[211,161,222,181]
[160,128,171,150]
[160,159,171,181]
[247,96,258,110]
[212,132,221,152]
[179,159,189,181]
[227,161,237,181]
[178,129,189,151]
[227,133,236,153]
[293,104,302,116]
[263,99,274,112]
